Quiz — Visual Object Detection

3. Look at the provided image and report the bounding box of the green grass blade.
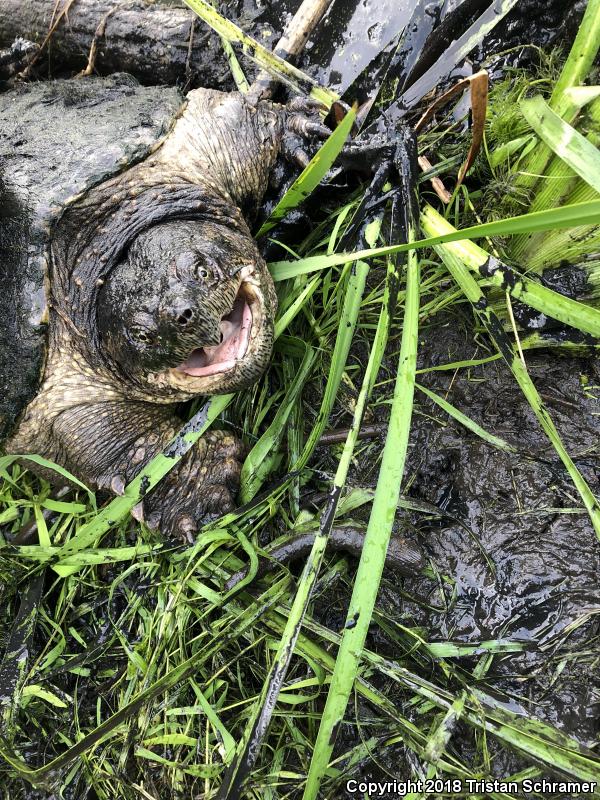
[420,209,600,538]
[303,232,421,800]
[416,384,517,453]
[521,95,600,195]
[239,343,315,502]
[257,105,356,237]
[269,200,600,281]
[295,265,369,469]
[216,258,370,798]
[420,205,600,338]
[220,37,250,93]
[550,0,600,107]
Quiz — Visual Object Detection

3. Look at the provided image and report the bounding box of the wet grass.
[1,1,600,798]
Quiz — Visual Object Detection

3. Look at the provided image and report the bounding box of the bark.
[0,0,275,90]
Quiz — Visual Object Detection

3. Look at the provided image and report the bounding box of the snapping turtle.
[0,73,329,537]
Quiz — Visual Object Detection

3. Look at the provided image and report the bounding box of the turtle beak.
[174,266,257,377]
[175,282,254,377]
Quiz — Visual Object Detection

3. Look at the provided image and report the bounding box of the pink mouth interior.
[175,292,252,378]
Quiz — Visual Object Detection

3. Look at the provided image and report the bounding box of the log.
[0,0,284,90]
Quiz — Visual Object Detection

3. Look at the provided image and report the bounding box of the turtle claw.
[286,96,328,116]
[281,96,332,170]
[286,116,331,141]
[96,471,127,495]
[173,514,196,544]
[0,38,38,84]
[280,135,311,170]
[110,474,126,496]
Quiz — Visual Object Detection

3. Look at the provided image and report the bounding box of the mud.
[318,315,599,795]
[411,323,598,697]
[0,0,585,104]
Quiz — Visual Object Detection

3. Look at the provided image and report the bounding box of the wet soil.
[316,313,599,795]
[411,322,598,728]
[1,0,585,103]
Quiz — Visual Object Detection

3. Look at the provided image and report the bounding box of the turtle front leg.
[135,429,244,541]
[44,401,244,540]
[155,88,331,214]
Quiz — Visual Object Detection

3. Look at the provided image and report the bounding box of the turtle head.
[97,220,276,396]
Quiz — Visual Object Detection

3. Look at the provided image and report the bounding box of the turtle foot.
[0,38,38,84]
[136,430,245,542]
[281,96,331,169]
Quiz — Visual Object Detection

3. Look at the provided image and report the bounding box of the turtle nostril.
[176,308,194,326]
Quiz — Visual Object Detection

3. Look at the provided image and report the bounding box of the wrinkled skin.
[7,88,327,539]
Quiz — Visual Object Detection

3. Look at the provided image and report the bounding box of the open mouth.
[175,286,253,378]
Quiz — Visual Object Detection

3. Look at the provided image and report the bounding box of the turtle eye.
[194,256,219,282]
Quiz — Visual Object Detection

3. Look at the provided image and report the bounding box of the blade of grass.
[549,0,600,107]
[216,256,370,798]
[416,383,517,453]
[303,147,421,800]
[239,342,315,503]
[520,95,600,195]
[420,205,600,337]
[526,93,600,217]
[268,199,600,281]
[220,38,249,93]
[515,0,600,195]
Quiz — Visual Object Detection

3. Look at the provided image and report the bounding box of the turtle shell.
[0,74,182,441]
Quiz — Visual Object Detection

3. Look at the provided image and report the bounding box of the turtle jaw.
[174,282,254,379]
[152,268,273,395]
